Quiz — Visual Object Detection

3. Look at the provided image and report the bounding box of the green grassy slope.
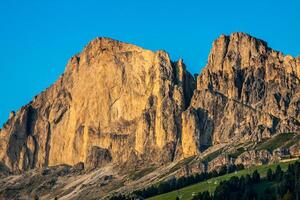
[256,132,296,151]
[148,160,296,200]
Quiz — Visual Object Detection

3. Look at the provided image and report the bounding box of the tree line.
[192,162,300,200]
[109,164,244,200]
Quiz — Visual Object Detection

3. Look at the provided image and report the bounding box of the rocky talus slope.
[0,32,300,199]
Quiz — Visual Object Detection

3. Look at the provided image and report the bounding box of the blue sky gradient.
[0,0,299,125]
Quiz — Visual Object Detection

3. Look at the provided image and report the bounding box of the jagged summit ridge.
[184,32,300,152]
[207,32,299,73]
[198,32,300,108]
[207,32,269,71]
[0,32,300,175]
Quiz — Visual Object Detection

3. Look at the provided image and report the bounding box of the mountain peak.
[215,32,268,47]
[64,37,159,74]
[207,32,271,72]
[198,33,300,113]
[83,37,153,55]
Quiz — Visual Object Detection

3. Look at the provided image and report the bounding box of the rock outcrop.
[0,32,300,174]
[85,146,112,170]
[234,150,273,167]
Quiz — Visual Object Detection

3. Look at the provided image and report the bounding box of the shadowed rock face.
[85,146,112,170]
[0,33,300,173]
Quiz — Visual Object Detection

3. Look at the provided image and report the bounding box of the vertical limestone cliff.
[0,38,195,172]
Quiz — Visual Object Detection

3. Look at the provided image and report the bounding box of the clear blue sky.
[0,0,299,126]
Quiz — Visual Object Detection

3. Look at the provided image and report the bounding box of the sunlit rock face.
[0,38,195,172]
[1,32,300,172]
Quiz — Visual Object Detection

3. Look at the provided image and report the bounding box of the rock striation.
[0,33,300,174]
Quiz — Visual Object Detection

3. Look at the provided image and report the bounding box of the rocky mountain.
[0,38,196,173]
[0,32,300,199]
[183,33,300,155]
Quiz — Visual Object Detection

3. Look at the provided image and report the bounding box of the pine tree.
[275,165,283,181]
[245,174,252,185]
[252,170,260,183]
[267,168,273,181]
[294,162,300,200]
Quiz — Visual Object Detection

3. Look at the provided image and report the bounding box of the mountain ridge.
[1,32,300,199]
[1,32,300,169]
